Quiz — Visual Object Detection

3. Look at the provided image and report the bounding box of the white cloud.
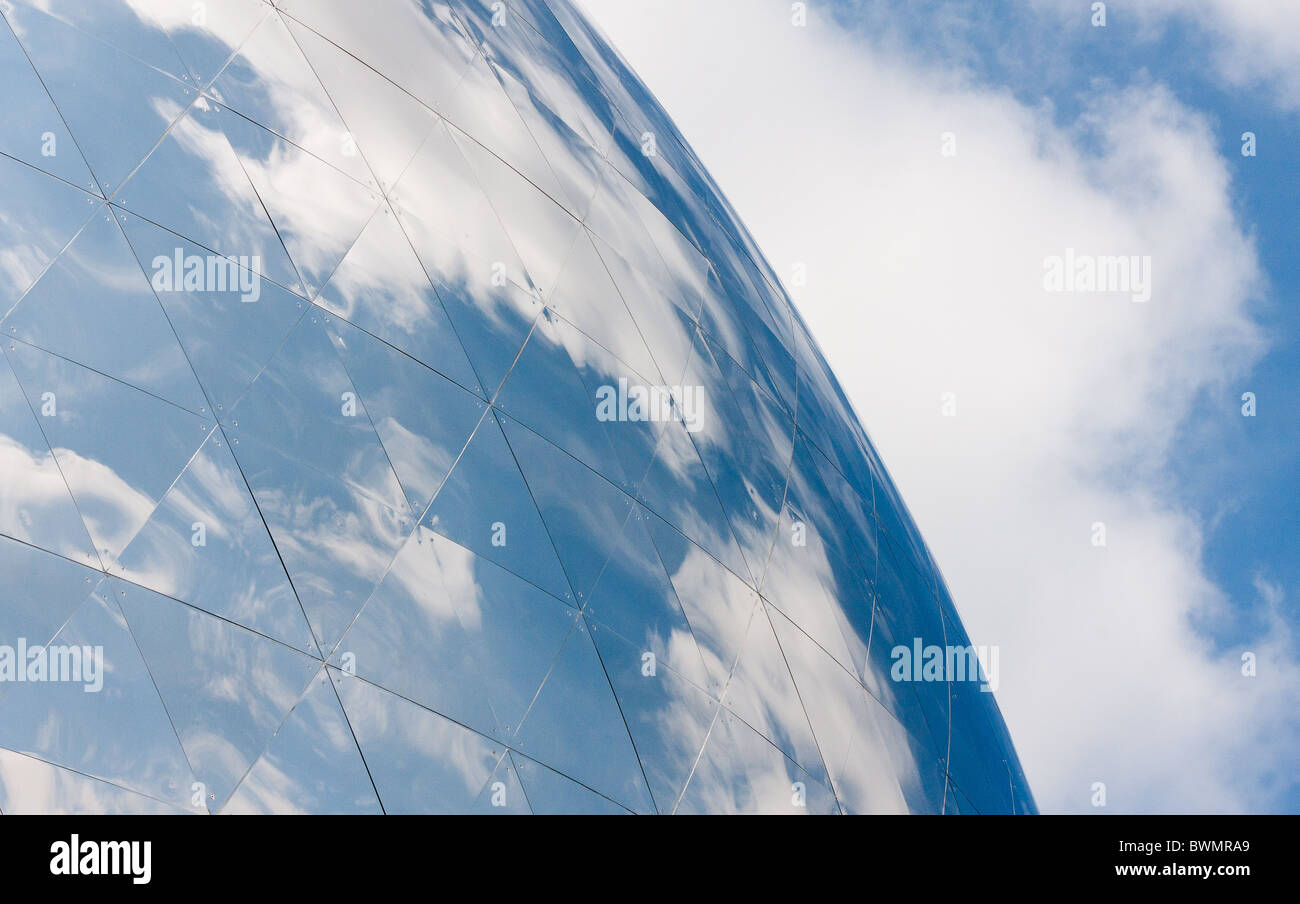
[1140,0,1300,107]
[1253,572,1284,609]
[1029,0,1300,109]
[579,0,1298,813]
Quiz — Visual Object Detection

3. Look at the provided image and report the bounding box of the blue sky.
[829,0,1300,808]
[584,0,1299,813]
[829,2,1300,646]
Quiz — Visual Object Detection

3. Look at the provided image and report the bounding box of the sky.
[579,0,1300,814]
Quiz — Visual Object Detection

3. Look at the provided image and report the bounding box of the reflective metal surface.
[0,0,1034,814]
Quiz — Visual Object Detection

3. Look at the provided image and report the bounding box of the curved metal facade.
[0,0,1033,814]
